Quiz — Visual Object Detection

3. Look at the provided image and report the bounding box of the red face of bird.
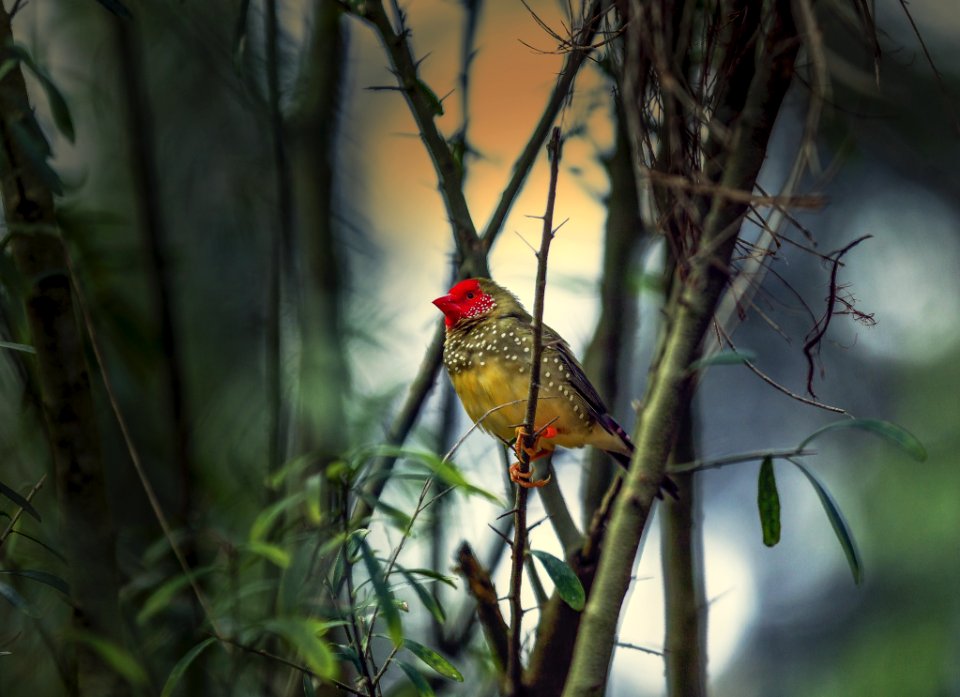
[432,278,496,329]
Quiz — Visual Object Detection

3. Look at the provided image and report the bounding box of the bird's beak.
[432,294,455,314]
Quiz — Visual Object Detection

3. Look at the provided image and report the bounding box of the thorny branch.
[803,235,872,397]
[506,127,563,696]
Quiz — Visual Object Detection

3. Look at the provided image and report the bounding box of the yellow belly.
[450,362,593,449]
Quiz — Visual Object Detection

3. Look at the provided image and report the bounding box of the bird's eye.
[466,292,475,299]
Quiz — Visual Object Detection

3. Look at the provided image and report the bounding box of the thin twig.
[669,448,816,474]
[507,127,563,696]
[481,0,606,250]
[802,235,871,396]
[217,634,367,697]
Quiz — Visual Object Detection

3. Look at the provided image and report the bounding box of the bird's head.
[432,278,525,329]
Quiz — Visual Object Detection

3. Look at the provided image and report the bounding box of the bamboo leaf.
[249,491,305,542]
[8,119,62,195]
[798,419,927,461]
[393,565,458,589]
[0,581,30,614]
[95,0,133,19]
[529,549,585,611]
[359,538,403,645]
[0,569,69,595]
[0,480,41,521]
[686,349,757,373]
[371,446,502,504]
[757,456,781,547]
[261,618,336,678]
[0,340,35,354]
[398,659,437,696]
[789,459,863,585]
[395,566,446,623]
[160,637,218,697]
[244,541,291,569]
[402,638,463,682]
[5,44,75,142]
[137,567,214,625]
[70,630,148,685]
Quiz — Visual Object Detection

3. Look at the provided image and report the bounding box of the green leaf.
[160,637,218,697]
[95,0,133,19]
[8,118,62,195]
[356,491,413,530]
[0,569,69,595]
[798,418,927,462]
[757,457,781,547]
[789,459,863,585]
[0,340,35,354]
[402,638,463,681]
[359,538,403,646]
[395,566,445,623]
[0,480,41,521]
[0,581,30,614]
[393,565,458,589]
[69,630,148,685]
[5,45,75,142]
[137,567,214,625]
[244,542,291,569]
[529,550,585,611]
[249,491,305,542]
[686,349,757,373]
[398,660,437,696]
[261,618,336,678]
[372,446,502,504]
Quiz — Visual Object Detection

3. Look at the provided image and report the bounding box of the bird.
[433,277,673,494]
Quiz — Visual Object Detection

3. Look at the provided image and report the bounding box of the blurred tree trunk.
[0,8,128,697]
[581,97,645,526]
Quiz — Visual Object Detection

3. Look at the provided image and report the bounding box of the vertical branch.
[112,6,197,550]
[264,0,294,482]
[580,95,645,524]
[660,401,706,697]
[0,8,128,696]
[507,127,563,696]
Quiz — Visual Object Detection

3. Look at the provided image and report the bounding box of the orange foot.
[509,460,552,488]
[510,425,557,488]
[512,425,558,462]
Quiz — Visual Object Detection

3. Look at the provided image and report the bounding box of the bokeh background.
[1,1,959,695]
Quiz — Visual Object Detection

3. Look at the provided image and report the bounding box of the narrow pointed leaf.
[0,341,35,354]
[398,660,436,696]
[0,480,41,521]
[6,45,75,142]
[0,569,69,595]
[789,459,863,585]
[0,582,30,614]
[70,631,148,685]
[686,349,757,373]
[530,549,585,611]
[393,565,458,589]
[261,618,336,678]
[245,542,291,569]
[757,457,781,546]
[395,566,446,623]
[160,637,218,697]
[799,418,926,461]
[402,639,463,681]
[359,538,403,645]
[95,0,134,19]
[137,567,214,624]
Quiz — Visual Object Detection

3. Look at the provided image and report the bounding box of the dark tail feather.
[607,449,680,500]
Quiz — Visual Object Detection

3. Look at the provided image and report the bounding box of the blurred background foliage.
[0,0,958,696]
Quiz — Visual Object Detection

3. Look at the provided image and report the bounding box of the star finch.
[433,278,669,492]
